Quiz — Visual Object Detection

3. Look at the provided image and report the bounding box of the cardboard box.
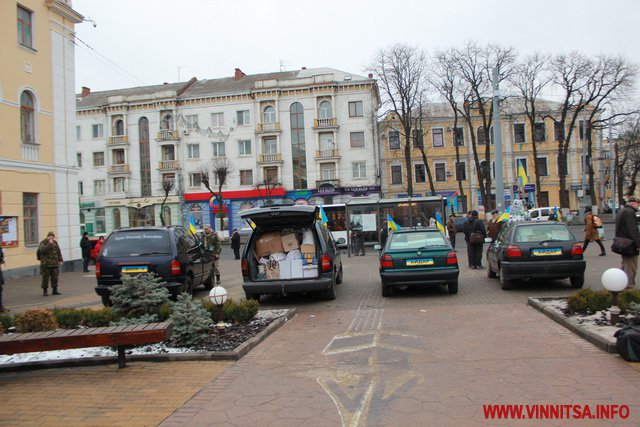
[281,233,299,252]
[303,265,318,278]
[255,232,285,258]
[266,261,280,279]
[279,260,292,279]
[290,259,304,278]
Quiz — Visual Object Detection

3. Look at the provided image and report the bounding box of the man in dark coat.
[231,229,241,260]
[80,232,92,272]
[37,231,63,296]
[0,240,6,312]
[446,214,457,249]
[463,210,487,269]
[615,196,640,289]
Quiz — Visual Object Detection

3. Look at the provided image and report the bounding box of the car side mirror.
[337,237,346,244]
[374,244,382,251]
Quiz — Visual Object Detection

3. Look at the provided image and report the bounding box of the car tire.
[499,266,513,290]
[245,292,260,301]
[320,282,336,300]
[335,265,343,285]
[487,266,497,278]
[382,285,394,297]
[570,275,584,288]
[182,275,194,295]
[448,280,459,294]
[101,294,112,307]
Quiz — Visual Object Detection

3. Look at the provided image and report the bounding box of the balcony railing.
[256,122,281,133]
[21,143,39,161]
[315,148,340,159]
[158,160,180,170]
[108,164,130,174]
[108,135,129,145]
[258,153,283,164]
[157,129,180,141]
[313,118,338,128]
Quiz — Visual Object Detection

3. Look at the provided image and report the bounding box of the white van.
[527,207,559,221]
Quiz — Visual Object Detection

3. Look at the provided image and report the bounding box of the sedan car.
[486,221,586,290]
[377,227,459,297]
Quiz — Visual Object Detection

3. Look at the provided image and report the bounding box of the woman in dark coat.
[463,210,487,269]
[80,232,92,272]
[230,229,241,260]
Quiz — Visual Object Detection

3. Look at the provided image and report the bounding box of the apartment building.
[0,1,83,278]
[76,68,381,236]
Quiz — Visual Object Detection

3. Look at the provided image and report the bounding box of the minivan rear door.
[240,205,318,229]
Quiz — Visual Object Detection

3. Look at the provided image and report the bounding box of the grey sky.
[73,0,640,100]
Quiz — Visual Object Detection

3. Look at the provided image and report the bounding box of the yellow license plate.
[406,258,434,266]
[532,248,561,256]
[121,266,148,274]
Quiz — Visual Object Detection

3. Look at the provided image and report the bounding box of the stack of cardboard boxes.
[254,230,318,280]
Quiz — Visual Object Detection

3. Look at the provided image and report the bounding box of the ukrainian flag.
[498,206,510,223]
[435,212,446,234]
[518,160,528,187]
[387,214,401,231]
[319,206,329,226]
[247,218,256,230]
[188,215,197,235]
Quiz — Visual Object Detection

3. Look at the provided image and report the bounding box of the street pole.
[609,120,616,221]
[579,119,587,223]
[492,67,504,212]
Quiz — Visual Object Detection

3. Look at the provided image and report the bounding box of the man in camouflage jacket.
[37,231,63,296]
[201,225,222,285]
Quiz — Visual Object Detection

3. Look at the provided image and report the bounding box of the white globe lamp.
[209,286,228,331]
[601,268,627,325]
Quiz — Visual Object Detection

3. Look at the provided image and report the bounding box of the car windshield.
[388,231,448,250]
[101,231,171,257]
[513,224,573,243]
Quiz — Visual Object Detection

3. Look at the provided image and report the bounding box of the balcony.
[108,164,130,175]
[313,118,338,129]
[158,160,180,171]
[21,143,39,161]
[315,148,340,159]
[108,135,129,146]
[258,153,283,164]
[256,122,282,134]
[157,129,180,142]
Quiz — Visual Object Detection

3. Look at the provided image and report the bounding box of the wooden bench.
[0,321,172,368]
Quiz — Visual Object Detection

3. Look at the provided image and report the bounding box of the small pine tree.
[110,273,171,320]
[169,293,213,348]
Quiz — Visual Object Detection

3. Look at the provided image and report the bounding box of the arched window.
[161,113,173,130]
[263,106,275,124]
[113,208,121,229]
[289,102,307,189]
[319,101,332,119]
[20,91,35,144]
[114,119,124,136]
[162,206,171,226]
[139,117,151,196]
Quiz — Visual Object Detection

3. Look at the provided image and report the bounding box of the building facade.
[76,68,381,237]
[0,0,83,277]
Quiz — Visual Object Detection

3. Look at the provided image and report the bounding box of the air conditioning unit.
[183,130,190,136]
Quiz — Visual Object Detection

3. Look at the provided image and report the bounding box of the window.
[350,132,365,148]
[189,205,203,229]
[76,153,82,167]
[211,112,224,127]
[514,123,526,143]
[113,177,126,192]
[240,170,253,186]
[93,152,104,166]
[112,149,125,165]
[533,122,546,142]
[237,110,250,125]
[263,106,275,123]
[187,144,200,159]
[20,91,35,144]
[185,115,198,129]
[391,165,403,185]
[348,101,363,117]
[435,163,446,182]
[388,130,400,149]
[162,174,175,186]
[432,128,444,147]
[23,193,38,245]
[289,102,307,190]
[455,161,467,181]
[95,208,106,234]
[238,139,251,155]
[319,101,332,119]
[17,6,33,48]
[189,173,202,188]
[477,126,493,145]
[264,167,278,184]
[535,157,548,176]
[94,180,105,195]
[413,129,424,149]
[76,126,81,140]
[114,119,124,136]
[161,206,171,226]
[352,161,366,179]
[554,121,565,141]
[414,164,426,183]
[92,124,103,138]
[516,158,528,176]
[578,120,591,140]
[160,113,173,130]
[78,181,83,195]
[557,154,568,175]
[321,163,336,180]
[139,117,151,197]
[212,141,225,157]
[162,145,175,161]
[263,137,277,154]
[480,160,493,179]
[454,127,465,146]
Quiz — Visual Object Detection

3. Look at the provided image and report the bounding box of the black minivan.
[240,205,343,301]
[95,226,215,306]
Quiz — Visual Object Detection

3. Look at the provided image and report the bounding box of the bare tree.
[159,179,175,226]
[414,97,436,195]
[255,175,282,206]
[615,117,640,201]
[200,159,232,231]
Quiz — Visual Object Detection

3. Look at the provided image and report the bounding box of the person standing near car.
[614,197,640,289]
[80,232,92,272]
[231,228,241,260]
[202,225,222,285]
[582,206,606,256]
[446,214,457,249]
[463,210,486,269]
[37,231,63,296]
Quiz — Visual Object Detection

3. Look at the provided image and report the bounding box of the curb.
[0,308,296,372]
[527,297,618,353]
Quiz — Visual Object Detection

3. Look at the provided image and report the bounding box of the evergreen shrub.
[15,308,58,332]
[169,293,213,347]
[110,273,171,319]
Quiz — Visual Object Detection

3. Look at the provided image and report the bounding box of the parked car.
[95,226,215,306]
[240,205,343,301]
[486,221,586,290]
[376,227,459,297]
[527,207,560,221]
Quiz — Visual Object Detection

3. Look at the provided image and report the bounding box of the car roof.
[392,227,441,233]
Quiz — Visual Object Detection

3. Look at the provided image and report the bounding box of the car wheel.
[448,280,459,294]
[245,292,260,301]
[101,294,112,307]
[487,266,497,278]
[182,275,194,295]
[320,282,336,300]
[382,285,394,297]
[499,266,513,290]
[570,275,584,288]
[335,265,343,285]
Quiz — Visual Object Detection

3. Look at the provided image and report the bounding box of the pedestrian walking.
[614,197,640,289]
[0,242,6,312]
[231,228,241,260]
[90,236,104,262]
[582,206,606,256]
[446,214,457,249]
[80,232,92,272]
[37,231,63,296]
[463,210,486,269]
[201,225,222,285]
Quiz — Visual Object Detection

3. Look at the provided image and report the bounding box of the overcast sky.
[73,0,640,101]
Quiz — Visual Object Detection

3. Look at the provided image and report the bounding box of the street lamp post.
[209,286,228,333]
[602,268,627,325]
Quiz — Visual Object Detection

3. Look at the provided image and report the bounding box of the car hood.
[240,205,318,228]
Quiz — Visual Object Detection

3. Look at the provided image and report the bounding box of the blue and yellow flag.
[247,218,256,230]
[435,212,446,234]
[188,215,197,235]
[498,206,510,223]
[319,206,329,226]
[517,160,528,187]
[386,214,401,231]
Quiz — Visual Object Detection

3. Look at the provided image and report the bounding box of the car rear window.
[513,225,573,243]
[101,231,171,257]
[388,231,448,250]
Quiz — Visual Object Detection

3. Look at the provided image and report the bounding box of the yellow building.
[0,1,83,277]
[380,100,604,217]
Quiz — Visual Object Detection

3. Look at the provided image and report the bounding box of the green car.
[377,228,460,297]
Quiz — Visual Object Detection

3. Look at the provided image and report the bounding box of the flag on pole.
[386,214,401,231]
[498,206,510,223]
[319,206,329,226]
[517,160,528,187]
[188,215,197,235]
[435,212,446,234]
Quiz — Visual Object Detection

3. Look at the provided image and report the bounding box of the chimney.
[301,67,306,70]
[81,86,91,97]
[368,73,373,79]
[234,68,246,81]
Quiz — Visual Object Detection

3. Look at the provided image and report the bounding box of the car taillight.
[380,255,393,268]
[241,259,249,277]
[170,259,182,276]
[506,245,522,257]
[571,243,584,255]
[95,262,101,278]
[446,251,458,265]
[321,254,332,272]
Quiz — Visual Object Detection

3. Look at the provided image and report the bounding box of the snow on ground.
[536,298,623,341]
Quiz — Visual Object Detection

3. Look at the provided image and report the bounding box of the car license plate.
[406,258,434,266]
[532,248,562,256]
[121,266,148,274]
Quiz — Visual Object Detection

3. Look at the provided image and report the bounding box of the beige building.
[0,1,83,278]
